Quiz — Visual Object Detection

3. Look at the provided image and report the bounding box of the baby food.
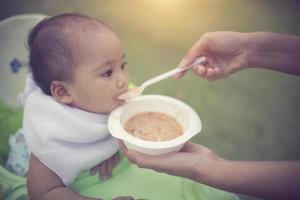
[124,112,183,141]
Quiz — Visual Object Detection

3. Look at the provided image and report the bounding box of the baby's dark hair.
[28,13,110,95]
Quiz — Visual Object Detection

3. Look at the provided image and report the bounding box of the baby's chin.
[107,100,125,113]
[85,99,125,114]
[112,99,126,109]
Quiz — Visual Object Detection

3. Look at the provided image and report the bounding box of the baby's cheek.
[111,101,121,111]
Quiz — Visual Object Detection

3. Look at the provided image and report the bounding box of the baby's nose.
[117,78,128,88]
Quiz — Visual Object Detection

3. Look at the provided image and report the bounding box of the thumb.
[175,37,208,79]
[118,139,154,168]
[126,150,178,174]
[125,150,161,168]
[179,36,208,68]
[118,139,178,173]
[173,55,197,79]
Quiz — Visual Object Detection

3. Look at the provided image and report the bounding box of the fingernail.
[178,58,188,68]
[173,73,182,79]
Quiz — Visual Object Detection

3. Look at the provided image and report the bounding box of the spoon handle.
[142,56,206,88]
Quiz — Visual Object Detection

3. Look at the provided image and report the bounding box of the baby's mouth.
[115,91,128,102]
[117,89,128,98]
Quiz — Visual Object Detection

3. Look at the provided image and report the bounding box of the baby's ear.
[50,81,73,104]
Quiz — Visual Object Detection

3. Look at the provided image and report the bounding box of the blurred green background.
[1,0,300,199]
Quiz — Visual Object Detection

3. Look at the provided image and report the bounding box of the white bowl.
[108,95,201,155]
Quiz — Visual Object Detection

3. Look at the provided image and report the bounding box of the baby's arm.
[27,154,100,200]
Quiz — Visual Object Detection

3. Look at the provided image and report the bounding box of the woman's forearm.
[245,32,300,75]
[204,160,300,200]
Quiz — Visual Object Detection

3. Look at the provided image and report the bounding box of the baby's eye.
[101,69,113,78]
[121,62,127,70]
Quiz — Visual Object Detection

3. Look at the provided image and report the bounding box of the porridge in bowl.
[124,112,183,141]
[108,95,201,155]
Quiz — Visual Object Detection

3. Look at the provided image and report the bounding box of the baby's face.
[67,29,129,113]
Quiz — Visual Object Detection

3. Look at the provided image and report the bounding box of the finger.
[175,37,209,80]
[178,49,202,68]
[180,141,200,152]
[178,34,210,68]
[175,55,204,79]
[120,140,179,173]
[90,165,98,176]
[125,149,154,167]
[125,149,176,173]
[112,153,120,167]
[193,65,207,76]
[195,144,215,156]
[204,66,225,81]
[99,162,108,179]
[106,158,114,179]
[206,68,215,78]
[210,67,224,80]
[173,70,189,79]
[118,140,128,153]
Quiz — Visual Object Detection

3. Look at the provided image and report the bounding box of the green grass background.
[1,1,300,199]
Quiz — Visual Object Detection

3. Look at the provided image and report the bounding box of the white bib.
[22,77,118,186]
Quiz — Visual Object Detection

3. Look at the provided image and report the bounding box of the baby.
[22,13,131,200]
